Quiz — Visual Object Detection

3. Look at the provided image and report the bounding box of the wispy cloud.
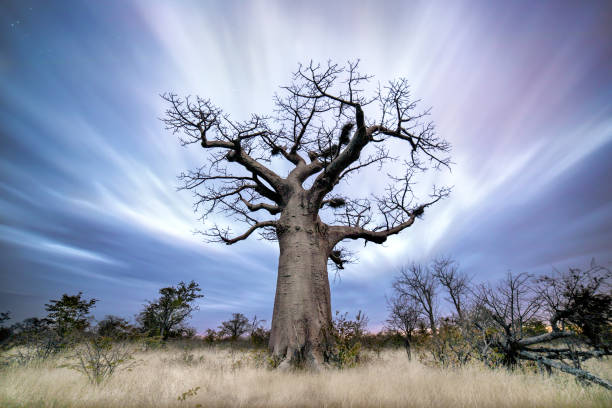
[0,0,610,329]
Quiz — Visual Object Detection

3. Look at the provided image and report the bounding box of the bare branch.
[519,349,612,390]
[161,93,287,193]
[206,221,277,245]
[164,61,452,255]
[433,256,471,321]
[239,195,281,215]
[393,263,439,334]
[327,186,450,246]
[517,330,574,347]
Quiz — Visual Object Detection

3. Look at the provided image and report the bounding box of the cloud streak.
[0,0,610,329]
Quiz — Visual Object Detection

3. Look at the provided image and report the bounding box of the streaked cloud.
[0,0,610,329]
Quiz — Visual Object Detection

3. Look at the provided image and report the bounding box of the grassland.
[1,345,611,408]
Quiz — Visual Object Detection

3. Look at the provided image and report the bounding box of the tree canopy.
[163,60,451,265]
[44,292,97,339]
[138,280,203,340]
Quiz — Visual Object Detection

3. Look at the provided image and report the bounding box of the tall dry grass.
[1,345,610,407]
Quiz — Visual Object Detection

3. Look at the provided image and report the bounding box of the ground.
[1,344,611,407]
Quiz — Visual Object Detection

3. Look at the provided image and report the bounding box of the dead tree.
[393,263,440,335]
[473,272,541,368]
[536,260,611,351]
[473,265,612,390]
[433,256,470,322]
[163,61,451,368]
[528,261,612,388]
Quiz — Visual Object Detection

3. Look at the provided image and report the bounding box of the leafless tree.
[535,260,611,348]
[392,263,439,334]
[472,266,612,390]
[163,60,451,368]
[385,295,420,359]
[433,256,470,322]
[163,62,450,366]
[473,272,540,368]
[526,262,612,386]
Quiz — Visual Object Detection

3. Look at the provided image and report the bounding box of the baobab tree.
[163,61,451,368]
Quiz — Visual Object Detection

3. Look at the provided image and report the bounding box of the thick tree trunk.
[269,194,332,369]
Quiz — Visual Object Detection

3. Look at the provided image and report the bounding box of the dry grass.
[1,346,610,408]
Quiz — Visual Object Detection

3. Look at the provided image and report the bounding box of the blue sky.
[1,0,611,331]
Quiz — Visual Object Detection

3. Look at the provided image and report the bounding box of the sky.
[1,0,611,332]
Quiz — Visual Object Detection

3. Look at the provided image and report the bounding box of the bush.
[140,336,165,351]
[177,386,202,405]
[421,319,473,368]
[325,311,369,368]
[5,324,64,366]
[169,344,205,367]
[202,329,217,346]
[250,327,270,348]
[69,336,135,385]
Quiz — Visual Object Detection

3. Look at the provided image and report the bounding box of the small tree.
[473,272,540,368]
[427,257,474,366]
[202,328,218,345]
[71,336,134,385]
[386,295,420,359]
[393,263,439,335]
[219,313,250,341]
[138,280,203,340]
[433,257,470,322]
[44,292,97,341]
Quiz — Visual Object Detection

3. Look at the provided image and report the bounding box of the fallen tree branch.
[519,350,612,391]
[517,330,574,347]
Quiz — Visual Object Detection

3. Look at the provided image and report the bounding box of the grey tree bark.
[269,192,333,367]
[519,350,612,390]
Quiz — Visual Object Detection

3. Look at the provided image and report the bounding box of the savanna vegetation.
[0,259,610,407]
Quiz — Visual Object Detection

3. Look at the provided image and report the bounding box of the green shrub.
[325,311,369,369]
